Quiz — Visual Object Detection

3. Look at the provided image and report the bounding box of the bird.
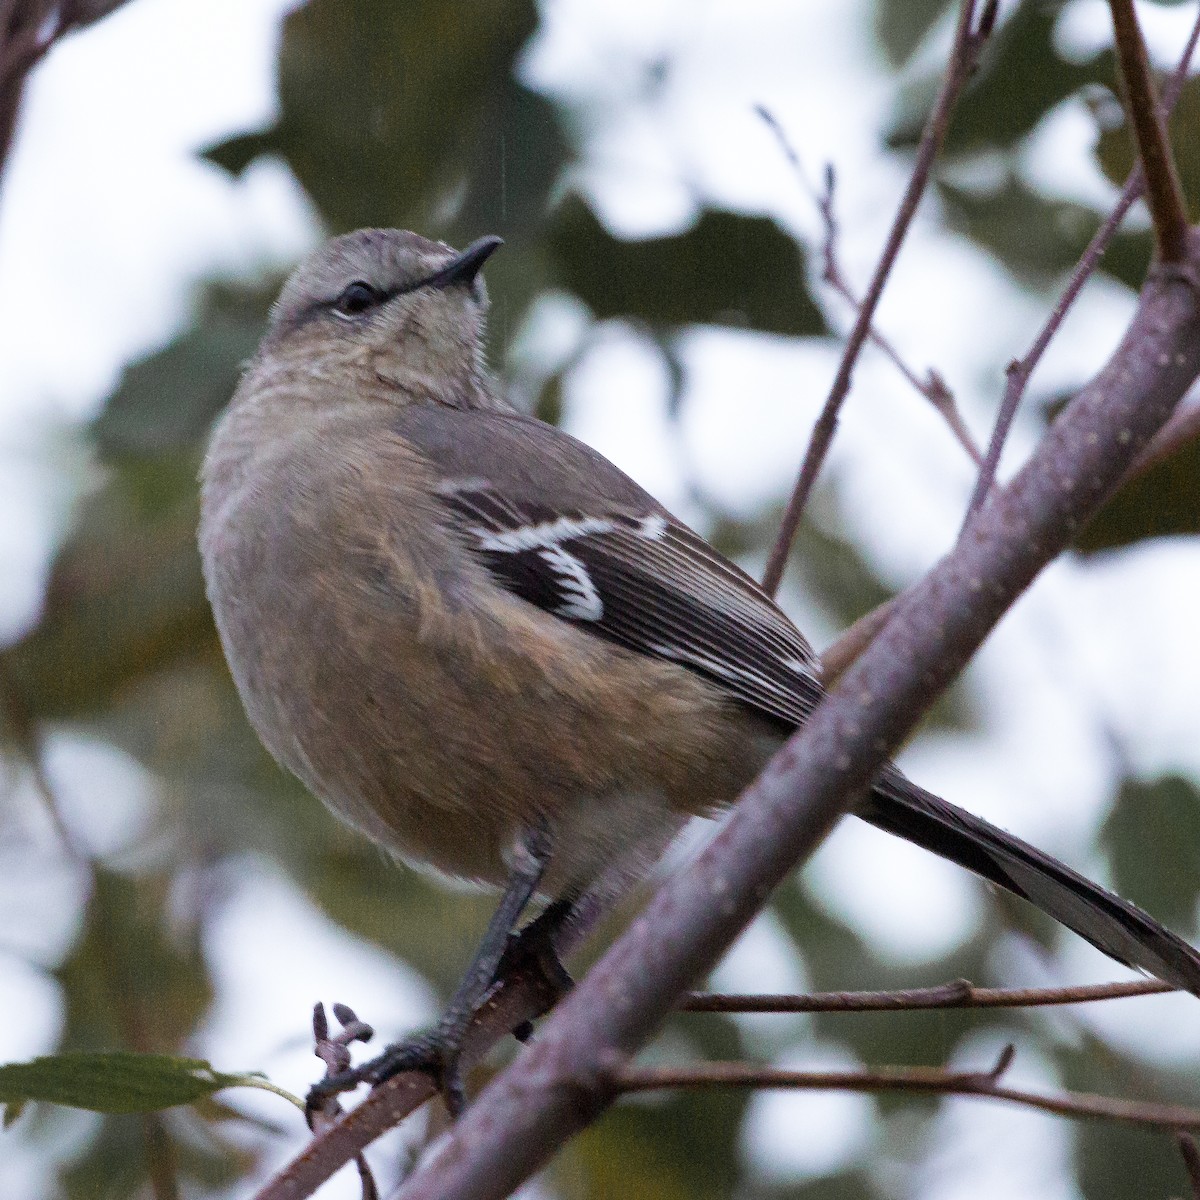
[198,227,1200,1113]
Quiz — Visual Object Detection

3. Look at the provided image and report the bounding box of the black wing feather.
[440,483,821,728]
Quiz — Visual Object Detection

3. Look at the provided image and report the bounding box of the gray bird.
[199,228,1200,1112]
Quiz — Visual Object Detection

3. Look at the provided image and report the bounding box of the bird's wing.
[393,405,822,728]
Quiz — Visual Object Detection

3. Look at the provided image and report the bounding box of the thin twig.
[961,7,1200,527]
[681,977,1174,1014]
[756,111,982,465]
[1109,0,1189,263]
[761,0,997,597]
[618,1054,1200,1133]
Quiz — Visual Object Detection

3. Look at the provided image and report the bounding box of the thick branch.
[385,240,1200,1200]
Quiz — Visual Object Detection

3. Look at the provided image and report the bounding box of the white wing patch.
[539,544,604,621]
[472,515,617,553]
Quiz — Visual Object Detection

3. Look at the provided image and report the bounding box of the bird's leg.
[306,822,553,1120]
[500,897,578,1042]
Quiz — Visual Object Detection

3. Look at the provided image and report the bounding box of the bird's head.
[258,228,503,409]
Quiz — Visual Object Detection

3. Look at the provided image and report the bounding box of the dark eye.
[333,281,383,318]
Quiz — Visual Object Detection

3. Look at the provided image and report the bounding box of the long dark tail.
[858,765,1200,994]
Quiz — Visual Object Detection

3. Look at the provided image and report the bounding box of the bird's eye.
[333,281,383,318]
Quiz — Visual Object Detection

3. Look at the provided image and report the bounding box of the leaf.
[203,0,545,237]
[1101,775,1200,928]
[1076,421,1200,552]
[888,7,1112,155]
[1096,73,1200,223]
[873,0,953,68]
[547,197,828,336]
[937,173,1150,289]
[93,281,274,458]
[0,1053,243,1116]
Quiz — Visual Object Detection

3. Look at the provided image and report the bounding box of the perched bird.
[199,228,1200,1111]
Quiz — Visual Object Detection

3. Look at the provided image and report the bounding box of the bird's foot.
[306,1016,471,1122]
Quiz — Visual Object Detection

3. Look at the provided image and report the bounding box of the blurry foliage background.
[1,0,1200,1196]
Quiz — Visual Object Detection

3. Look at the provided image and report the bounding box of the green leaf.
[1096,73,1200,223]
[0,1053,243,1116]
[1101,775,1200,928]
[93,281,274,458]
[888,8,1112,155]
[937,173,1150,288]
[548,198,828,336]
[204,0,545,237]
[873,0,953,68]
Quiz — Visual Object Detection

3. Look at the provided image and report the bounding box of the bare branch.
[755,113,982,465]
[962,6,1200,526]
[1109,0,1189,263]
[761,0,997,596]
[618,1055,1200,1134]
[681,977,1174,1014]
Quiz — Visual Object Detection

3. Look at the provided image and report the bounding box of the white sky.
[1,0,1199,1196]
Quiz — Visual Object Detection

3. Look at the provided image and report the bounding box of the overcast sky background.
[1,1,1199,1196]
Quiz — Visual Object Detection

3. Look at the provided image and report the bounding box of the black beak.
[426,235,504,290]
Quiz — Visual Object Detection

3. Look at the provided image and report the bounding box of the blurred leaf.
[1096,73,1200,223]
[888,6,1111,155]
[874,0,952,67]
[548,197,828,336]
[1075,423,1200,551]
[93,281,274,458]
[1101,775,1200,929]
[57,868,211,1056]
[937,173,1150,288]
[562,1084,745,1200]
[204,0,546,237]
[0,1053,241,1116]
[0,452,212,719]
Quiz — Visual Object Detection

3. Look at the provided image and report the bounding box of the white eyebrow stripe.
[472,515,616,553]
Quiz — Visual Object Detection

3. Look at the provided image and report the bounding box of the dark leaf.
[937,173,1150,288]
[888,7,1112,155]
[874,0,953,67]
[1101,775,1200,929]
[203,0,544,237]
[1073,411,1200,552]
[1096,73,1200,223]
[548,197,828,336]
[93,281,274,458]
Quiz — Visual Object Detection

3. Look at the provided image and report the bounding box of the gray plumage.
[200,227,1200,999]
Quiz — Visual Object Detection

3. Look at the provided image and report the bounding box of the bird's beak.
[426,235,504,290]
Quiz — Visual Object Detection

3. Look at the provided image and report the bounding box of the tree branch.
[681,977,1174,1014]
[755,112,982,465]
[961,4,1200,527]
[1109,0,1189,264]
[618,1055,1200,1134]
[382,241,1200,1200]
[761,0,996,596]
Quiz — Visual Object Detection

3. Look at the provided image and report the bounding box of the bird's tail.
[858,766,1200,995]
